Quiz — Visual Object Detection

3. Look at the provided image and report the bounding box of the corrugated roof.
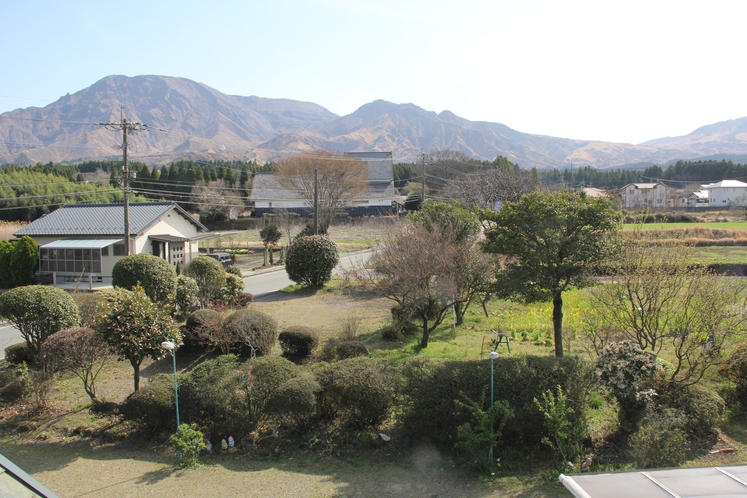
[41,239,122,249]
[15,202,207,237]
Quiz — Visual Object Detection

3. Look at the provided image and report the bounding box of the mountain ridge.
[1,75,746,169]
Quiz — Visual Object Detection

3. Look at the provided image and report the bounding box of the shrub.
[179,355,246,440]
[278,326,318,359]
[380,325,402,341]
[184,256,226,305]
[222,309,277,357]
[182,309,222,353]
[10,236,39,287]
[595,341,658,432]
[112,254,178,304]
[335,341,369,360]
[120,374,175,435]
[0,285,80,359]
[401,356,592,448]
[285,235,339,287]
[171,423,206,468]
[314,357,395,429]
[0,240,13,288]
[243,356,301,431]
[40,327,109,404]
[222,273,245,304]
[630,408,689,468]
[267,373,321,429]
[71,292,104,329]
[4,342,35,366]
[174,275,199,318]
[654,382,724,440]
[535,385,587,463]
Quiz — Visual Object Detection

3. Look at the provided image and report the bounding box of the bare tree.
[587,229,746,387]
[275,151,369,232]
[272,209,301,248]
[191,179,245,223]
[41,327,109,404]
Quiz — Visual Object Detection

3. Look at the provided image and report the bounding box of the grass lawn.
[623,222,747,230]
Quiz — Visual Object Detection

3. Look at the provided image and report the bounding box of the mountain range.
[1,74,747,170]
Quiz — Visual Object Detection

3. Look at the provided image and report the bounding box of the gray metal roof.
[15,202,207,237]
[560,465,747,497]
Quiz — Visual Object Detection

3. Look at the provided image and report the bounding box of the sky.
[2,0,746,145]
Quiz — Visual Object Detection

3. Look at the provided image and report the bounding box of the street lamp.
[488,350,499,474]
[161,340,181,438]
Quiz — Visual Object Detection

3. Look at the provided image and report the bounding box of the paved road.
[243,249,372,298]
[0,250,374,358]
[0,324,22,359]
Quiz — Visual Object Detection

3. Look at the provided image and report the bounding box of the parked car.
[206,252,233,268]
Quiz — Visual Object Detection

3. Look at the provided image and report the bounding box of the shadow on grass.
[0,436,567,497]
[254,285,322,303]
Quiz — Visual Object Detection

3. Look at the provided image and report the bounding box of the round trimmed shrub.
[184,256,226,305]
[278,326,319,359]
[120,374,175,435]
[335,340,369,360]
[4,342,34,366]
[630,408,689,468]
[185,309,223,332]
[112,254,177,303]
[314,357,395,429]
[285,235,339,287]
[222,308,278,357]
[222,273,245,303]
[174,274,199,317]
[0,285,80,358]
[183,308,222,353]
[267,373,321,428]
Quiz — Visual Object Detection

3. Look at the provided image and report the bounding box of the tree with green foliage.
[259,223,282,266]
[112,254,178,304]
[174,274,199,318]
[481,190,619,357]
[96,286,180,391]
[285,235,339,287]
[10,235,39,287]
[0,285,80,358]
[184,256,227,306]
[0,240,13,288]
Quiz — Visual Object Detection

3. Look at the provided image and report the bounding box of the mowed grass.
[623,222,747,230]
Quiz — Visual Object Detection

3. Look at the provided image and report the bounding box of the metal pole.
[172,350,181,438]
[489,350,499,473]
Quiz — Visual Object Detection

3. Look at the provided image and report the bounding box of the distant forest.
[1,157,746,223]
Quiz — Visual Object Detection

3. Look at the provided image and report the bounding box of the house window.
[39,247,103,274]
[113,244,126,256]
[101,246,109,256]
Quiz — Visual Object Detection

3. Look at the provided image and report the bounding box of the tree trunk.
[131,359,142,391]
[552,291,564,357]
[263,246,268,267]
[420,316,431,348]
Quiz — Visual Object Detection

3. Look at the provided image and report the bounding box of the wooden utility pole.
[313,167,319,235]
[96,109,155,255]
[421,151,426,208]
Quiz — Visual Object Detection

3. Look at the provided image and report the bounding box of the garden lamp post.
[488,350,499,474]
[161,341,181,438]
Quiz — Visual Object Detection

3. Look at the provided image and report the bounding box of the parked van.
[206,252,233,268]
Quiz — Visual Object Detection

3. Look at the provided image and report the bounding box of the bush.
[267,373,321,429]
[222,273,245,304]
[71,292,104,329]
[278,326,318,359]
[179,355,246,440]
[335,341,369,360]
[630,408,689,468]
[120,374,176,435]
[654,382,724,440]
[595,341,658,432]
[182,309,222,353]
[314,357,396,429]
[0,285,80,359]
[0,240,13,288]
[222,309,277,357]
[171,423,206,468]
[380,325,402,341]
[10,236,39,287]
[243,356,301,431]
[401,356,592,448]
[285,235,339,287]
[4,342,35,366]
[184,256,226,305]
[112,254,178,304]
[174,275,199,318]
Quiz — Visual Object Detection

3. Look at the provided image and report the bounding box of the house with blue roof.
[14,202,208,283]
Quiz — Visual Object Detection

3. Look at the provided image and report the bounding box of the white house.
[249,151,397,217]
[686,190,709,207]
[700,180,747,207]
[620,182,682,210]
[14,202,208,282]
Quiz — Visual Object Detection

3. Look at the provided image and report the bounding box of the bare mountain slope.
[2,75,747,169]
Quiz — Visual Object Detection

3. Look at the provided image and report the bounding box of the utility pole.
[421,151,426,208]
[96,109,154,255]
[313,167,319,235]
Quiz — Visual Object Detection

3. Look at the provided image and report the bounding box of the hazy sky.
[3,0,745,145]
